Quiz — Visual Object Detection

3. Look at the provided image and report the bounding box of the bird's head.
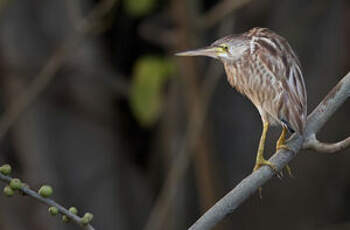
[176,35,249,63]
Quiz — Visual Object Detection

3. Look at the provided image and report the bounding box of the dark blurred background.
[0,0,349,229]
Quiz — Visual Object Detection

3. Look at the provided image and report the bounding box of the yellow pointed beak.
[175,46,222,59]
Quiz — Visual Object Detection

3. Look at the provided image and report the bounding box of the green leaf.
[123,0,158,17]
[129,56,174,127]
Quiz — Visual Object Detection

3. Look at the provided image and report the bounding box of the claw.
[275,127,294,178]
[276,144,289,151]
[253,158,277,173]
[285,164,294,178]
[253,158,282,180]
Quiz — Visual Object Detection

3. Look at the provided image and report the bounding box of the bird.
[176,27,307,175]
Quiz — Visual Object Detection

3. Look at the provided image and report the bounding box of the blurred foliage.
[123,0,158,17]
[129,56,174,127]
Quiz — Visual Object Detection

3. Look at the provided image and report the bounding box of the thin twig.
[0,0,119,140]
[188,72,350,230]
[0,173,95,230]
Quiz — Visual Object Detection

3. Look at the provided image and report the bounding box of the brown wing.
[253,37,307,134]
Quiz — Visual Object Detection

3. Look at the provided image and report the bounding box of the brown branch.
[188,72,350,230]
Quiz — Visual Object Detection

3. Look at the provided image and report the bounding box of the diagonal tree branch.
[188,71,350,230]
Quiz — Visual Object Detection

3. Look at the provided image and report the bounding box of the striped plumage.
[176,27,307,175]
[221,27,307,134]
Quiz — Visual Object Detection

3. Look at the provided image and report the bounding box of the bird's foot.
[276,143,289,151]
[276,142,291,152]
[276,126,288,152]
[253,155,283,181]
[275,144,294,178]
[253,157,278,173]
[284,165,294,178]
[253,158,278,199]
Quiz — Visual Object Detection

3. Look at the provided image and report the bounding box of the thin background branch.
[0,0,119,140]
[142,2,241,229]
[0,173,95,230]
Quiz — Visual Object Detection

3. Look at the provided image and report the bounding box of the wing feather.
[254,39,307,133]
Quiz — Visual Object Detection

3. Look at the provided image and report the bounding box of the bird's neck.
[223,60,250,96]
[223,62,238,88]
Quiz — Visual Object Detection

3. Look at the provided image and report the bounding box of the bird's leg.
[253,121,277,173]
[276,126,288,150]
[276,126,293,177]
[253,121,278,198]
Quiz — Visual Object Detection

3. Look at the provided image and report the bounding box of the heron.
[176,27,307,176]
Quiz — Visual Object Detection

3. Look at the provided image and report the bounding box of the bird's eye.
[220,44,229,51]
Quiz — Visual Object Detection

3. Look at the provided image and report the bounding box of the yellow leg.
[253,121,277,173]
[253,121,278,198]
[275,126,293,177]
[276,126,288,151]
